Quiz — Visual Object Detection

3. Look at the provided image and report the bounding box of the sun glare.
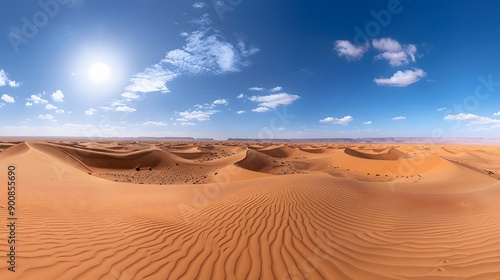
[89,62,111,84]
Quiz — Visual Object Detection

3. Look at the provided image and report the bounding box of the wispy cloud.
[362,121,372,125]
[372,38,417,66]
[249,93,300,112]
[270,86,283,92]
[493,111,500,116]
[444,113,500,125]
[162,19,259,74]
[116,106,136,113]
[193,2,206,8]
[249,87,264,91]
[125,65,176,94]
[55,109,64,114]
[237,93,245,98]
[26,94,48,104]
[177,109,218,122]
[320,116,353,125]
[374,69,426,87]
[25,102,33,106]
[38,114,54,120]
[85,108,97,115]
[252,107,270,113]
[122,14,258,102]
[236,110,245,114]
[121,92,141,101]
[51,90,64,102]
[334,40,369,60]
[437,107,447,111]
[213,98,228,105]
[1,94,14,103]
[144,121,167,126]
[45,104,57,110]
[391,116,406,120]
[0,70,19,87]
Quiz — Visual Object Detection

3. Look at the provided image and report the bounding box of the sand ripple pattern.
[1,142,500,279]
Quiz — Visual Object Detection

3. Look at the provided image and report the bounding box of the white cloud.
[45,104,57,110]
[437,107,447,111]
[1,94,14,103]
[0,70,19,87]
[121,92,140,101]
[26,94,48,104]
[391,116,407,120]
[100,106,114,111]
[372,38,417,66]
[193,2,206,8]
[55,109,64,114]
[177,110,217,121]
[213,99,228,105]
[162,26,259,74]
[25,102,33,106]
[144,121,167,126]
[51,90,64,102]
[334,40,369,60]
[191,13,212,26]
[116,106,136,113]
[320,116,353,125]
[236,110,246,114]
[85,108,97,115]
[237,93,245,98]
[493,111,500,116]
[374,68,426,87]
[362,121,372,125]
[443,113,500,125]
[270,86,283,92]
[252,107,270,113]
[111,101,127,107]
[249,93,300,109]
[38,114,54,120]
[180,122,196,126]
[249,87,264,91]
[126,64,176,94]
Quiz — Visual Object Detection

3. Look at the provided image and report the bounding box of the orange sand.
[1,141,500,279]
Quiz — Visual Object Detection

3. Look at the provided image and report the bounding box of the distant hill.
[226,137,500,144]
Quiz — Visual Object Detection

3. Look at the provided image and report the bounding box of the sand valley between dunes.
[1,140,500,279]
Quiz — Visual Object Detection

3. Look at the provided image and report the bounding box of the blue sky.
[1,0,500,140]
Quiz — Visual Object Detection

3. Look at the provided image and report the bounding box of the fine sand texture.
[1,141,500,279]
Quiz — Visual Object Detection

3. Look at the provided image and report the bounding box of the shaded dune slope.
[344,147,409,160]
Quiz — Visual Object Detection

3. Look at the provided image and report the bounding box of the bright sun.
[89,63,111,84]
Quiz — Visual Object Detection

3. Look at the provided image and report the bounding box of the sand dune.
[344,147,409,160]
[1,141,500,279]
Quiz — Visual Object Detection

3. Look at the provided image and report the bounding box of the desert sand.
[1,140,500,279]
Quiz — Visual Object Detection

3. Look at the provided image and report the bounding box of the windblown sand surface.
[1,141,500,279]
